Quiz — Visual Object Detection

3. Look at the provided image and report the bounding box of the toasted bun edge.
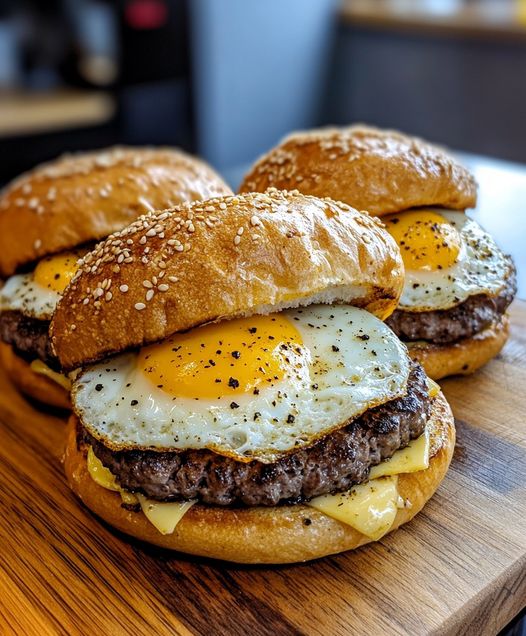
[0,342,70,409]
[406,315,509,380]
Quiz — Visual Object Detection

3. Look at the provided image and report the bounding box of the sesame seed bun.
[0,147,232,277]
[406,315,509,380]
[50,189,405,371]
[0,342,70,410]
[63,390,455,564]
[239,125,477,216]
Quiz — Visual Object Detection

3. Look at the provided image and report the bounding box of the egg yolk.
[138,314,304,399]
[384,210,461,271]
[34,251,83,293]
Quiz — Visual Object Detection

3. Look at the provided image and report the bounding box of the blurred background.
[0,0,525,189]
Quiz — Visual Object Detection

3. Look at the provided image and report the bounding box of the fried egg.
[0,251,82,320]
[73,305,411,463]
[384,209,512,312]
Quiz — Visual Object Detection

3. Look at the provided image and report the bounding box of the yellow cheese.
[369,427,430,479]
[308,476,402,540]
[87,446,120,491]
[30,359,71,391]
[136,495,195,535]
[87,446,192,532]
[87,446,138,505]
[427,377,440,398]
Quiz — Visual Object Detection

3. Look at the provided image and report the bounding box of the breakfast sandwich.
[51,189,455,563]
[0,147,232,408]
[240,126,517,379]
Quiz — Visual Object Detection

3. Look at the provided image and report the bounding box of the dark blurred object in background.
[0,0,192,183]
[0,0,525,188]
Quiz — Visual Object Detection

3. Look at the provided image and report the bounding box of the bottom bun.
[0,342,71,410]
[64,392,455,564]
[406,314,509,381]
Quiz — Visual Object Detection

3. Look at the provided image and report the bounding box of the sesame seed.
[135,303,146,311]
[28,197,39,209]
[168,276,178,283]
[250,215,261,226]
[237,227,244,236]
[120,284,129,293]
[146,289,154,302]
[175,244,184,252]
[34,239,42,250]
[143,280,153,288]
[158,284,169,292]
[146,228,157,237]
[83,298,90,305]
[233,235,241,245]
[139,236,147,245]
[105,292,113,301]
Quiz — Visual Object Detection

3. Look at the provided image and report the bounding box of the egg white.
[399,210,513,312]
[0,272,60,320]
[73,305,411,463]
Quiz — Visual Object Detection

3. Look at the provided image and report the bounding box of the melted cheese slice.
[308,476,403,540]
[369,426,430,479]
[136,495,195,535]
[87,447,194,534]
[307,425,431,539]
[30,359,71,390]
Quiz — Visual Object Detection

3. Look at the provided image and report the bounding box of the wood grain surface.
[0,303,525,636]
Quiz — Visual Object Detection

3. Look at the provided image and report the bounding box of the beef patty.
[0,310,58,368]
[83,362,431,507]
[386,268,516,344]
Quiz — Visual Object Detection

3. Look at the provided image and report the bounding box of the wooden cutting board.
[0,303,525,636]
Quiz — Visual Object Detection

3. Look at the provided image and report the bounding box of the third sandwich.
[0,146,231,408]
[51,189,454,563]
[240,126,517,380]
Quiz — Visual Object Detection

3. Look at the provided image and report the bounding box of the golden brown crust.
[0,342,70,409]
[51,189,404,370]
[0,147,232,277]
[239,125,477,216]
[64,392,454,564]
[406,315,509,380]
